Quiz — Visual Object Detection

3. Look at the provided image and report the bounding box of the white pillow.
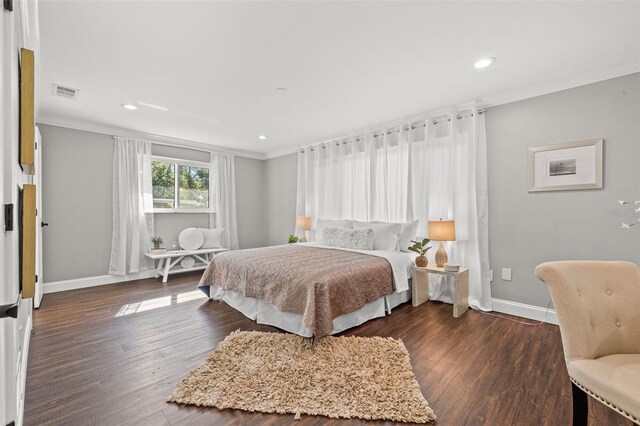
[316,219,353,230]
[398,220,419,253]
[353,221,401,251]
[318,227,375,250]
[198,228,225,248]
[315,219,353,241]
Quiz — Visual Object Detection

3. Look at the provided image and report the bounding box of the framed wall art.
[528,139,603,192]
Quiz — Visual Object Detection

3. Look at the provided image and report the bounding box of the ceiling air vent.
[51,84,79,100]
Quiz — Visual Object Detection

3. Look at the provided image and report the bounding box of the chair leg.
[572,382,588,426]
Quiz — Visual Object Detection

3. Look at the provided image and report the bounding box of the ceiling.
[38,1,640,157]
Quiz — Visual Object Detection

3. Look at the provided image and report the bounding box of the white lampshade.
[296,216,312,231]
[428,220,456,241]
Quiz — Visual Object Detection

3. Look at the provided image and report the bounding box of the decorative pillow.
[353,221,401,251]
[198,228,226,248]
[315,219,353,241]
[316,219,353,230]
[178,227,205,250]
[318,227,375,250]
[398,220,420,252]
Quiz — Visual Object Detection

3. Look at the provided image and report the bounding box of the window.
[152,161,176,208]
[151,157,212,212]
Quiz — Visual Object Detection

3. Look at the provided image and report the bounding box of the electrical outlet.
[489,269,493,282]
[502,268,512,281]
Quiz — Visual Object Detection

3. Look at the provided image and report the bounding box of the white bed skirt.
[211,287,412,337]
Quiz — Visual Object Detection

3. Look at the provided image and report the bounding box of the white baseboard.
[43,270,157,294]
[491,298,558,325]
[17,313,32,426]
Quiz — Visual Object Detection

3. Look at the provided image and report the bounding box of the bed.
[198,242,415,338]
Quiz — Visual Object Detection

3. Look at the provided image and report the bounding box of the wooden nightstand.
[411,265,469,318]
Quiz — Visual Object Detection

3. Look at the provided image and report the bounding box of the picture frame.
[528,139,603,192]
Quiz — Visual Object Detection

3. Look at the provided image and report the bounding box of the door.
[1,1,39,424]
[34,128,43,308]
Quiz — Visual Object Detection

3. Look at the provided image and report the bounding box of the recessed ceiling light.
[122,103,138,110]
[275,88,289,95]
[474,57,496,69]
[258,135,268,140]
[138,102,168,111]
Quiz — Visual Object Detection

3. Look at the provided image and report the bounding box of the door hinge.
[35,274,38,283]
[4,0,13,12]
[4,203,13,231]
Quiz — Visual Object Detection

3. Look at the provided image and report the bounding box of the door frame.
[0,6,7,424]
[34,127,43,308]
[0,7,17,425]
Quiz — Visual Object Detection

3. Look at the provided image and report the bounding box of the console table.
[145,248,228,283]
[411,265,469,317]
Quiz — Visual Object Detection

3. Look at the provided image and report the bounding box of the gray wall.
[262,153,298,246]
[40,125,114,282]
[486,73,640,307]
[236,156,265,249]
[40,124,265,282]
[151,144,210,162]
[154,213,210,249]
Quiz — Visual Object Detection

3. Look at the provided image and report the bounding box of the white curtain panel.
[297,130,411,223]
[411,115,491,311]
[211,153,239,250]
[109,137,154,275]
[296,111,491,311]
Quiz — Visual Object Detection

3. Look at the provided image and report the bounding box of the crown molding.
[262,62,640,159]
[36,114,266,160]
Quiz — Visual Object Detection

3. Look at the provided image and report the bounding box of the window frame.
[151,155,214,214]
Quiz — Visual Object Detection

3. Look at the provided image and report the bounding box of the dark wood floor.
[25,272,630,426]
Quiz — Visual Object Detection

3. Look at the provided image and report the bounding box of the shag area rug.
[167,330,436,423]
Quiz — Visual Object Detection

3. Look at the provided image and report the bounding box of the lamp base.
[435,242,448,268]
[299,232,307,243]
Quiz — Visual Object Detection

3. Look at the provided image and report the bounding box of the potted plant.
[151,236,163,249]
[408,238,431,267]
[288,235,299,244]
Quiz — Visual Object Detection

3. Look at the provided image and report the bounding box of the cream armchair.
[535,261,640,425]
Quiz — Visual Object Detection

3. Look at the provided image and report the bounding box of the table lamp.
[296,216,312,242]
[428,219,456,267]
